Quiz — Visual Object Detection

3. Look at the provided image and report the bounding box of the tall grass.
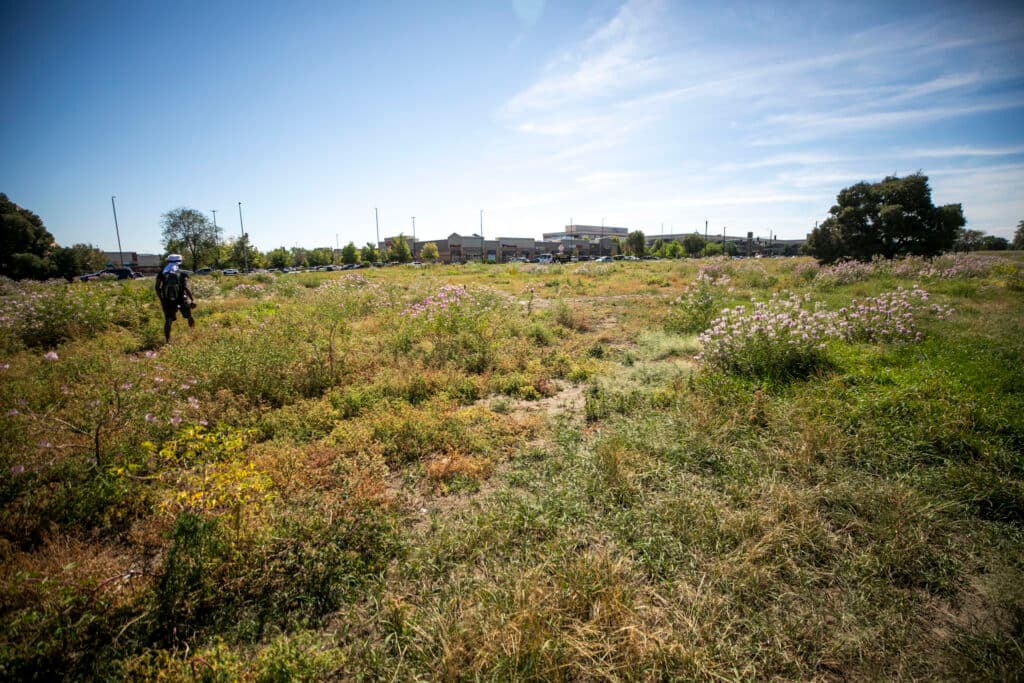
[1,256,1022,678]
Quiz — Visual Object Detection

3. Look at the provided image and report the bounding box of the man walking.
[155,254,195,343]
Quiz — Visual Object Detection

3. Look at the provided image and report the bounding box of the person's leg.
[162,302,177,343]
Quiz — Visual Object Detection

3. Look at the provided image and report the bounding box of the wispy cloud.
[491,0,1024,237]
[501,0,667,117]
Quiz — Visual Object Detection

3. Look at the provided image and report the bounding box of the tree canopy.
[387,235,412,263]
[360,243,379,263]
[625,230,646,256]
[420,242,439,262]
[1014,221,1024,250]
[682,233,705,257]
[341,242,359,264]
[160,208,221,272]
[52,244,106,281]
[807,173,964,263]
[1,193,56,279]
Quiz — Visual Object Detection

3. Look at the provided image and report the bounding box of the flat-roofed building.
[543,224,629,242]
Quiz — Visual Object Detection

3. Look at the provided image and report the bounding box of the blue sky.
[3,0,1023,253]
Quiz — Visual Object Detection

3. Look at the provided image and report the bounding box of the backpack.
[161,270,182,302]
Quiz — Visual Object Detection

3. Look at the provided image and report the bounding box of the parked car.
[222,268,239,275]
[595,256,613,263]
[196,267,213,275]
[79,267,139,281]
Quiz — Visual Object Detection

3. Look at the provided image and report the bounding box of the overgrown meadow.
[1,254,1023,680]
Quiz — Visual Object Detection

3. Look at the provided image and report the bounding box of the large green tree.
[625,230,646,257]
[1,193,55,279]
[420,242,439,262]
[387,234,412,263]
[341,242,360,264]
[807,173,964,263]
[1013,220,1024,250]
[682,233,705,257]
[267,247,290,269]
[360,243,379,263]
[160,208,221,272]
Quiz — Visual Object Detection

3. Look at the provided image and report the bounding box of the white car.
[222,268,239,275]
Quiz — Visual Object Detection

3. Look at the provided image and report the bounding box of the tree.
[387,234,412,263]
[420,242,439,262]
[52,243,106,280]
[807,173,964,263]
[664,241,684,259]
[625,230,646,257]
[227,236,261,269]
[1,193,55,279]
[610,236,622,256]
[722,241,739,256]
[954,229,985,252]
[702,241,723,257]
[160,208,221,272]
[307,248,333,267]
[267,247,290,269]
[1013,220,1024,250]
[341,242,359,264]
[981,235,1009,251]
[682,233,705,257]
[361,243,379,263]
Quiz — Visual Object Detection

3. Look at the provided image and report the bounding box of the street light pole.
[375,208,380,261]
[111,196,124,266]
[237,202,248,272]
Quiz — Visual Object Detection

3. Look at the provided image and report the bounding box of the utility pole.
[411,216,416,240]
[480,209,483,238]
[705,220,708,243]
[238,202,248,272]
[111,196,124,266]
[375,208,381,261]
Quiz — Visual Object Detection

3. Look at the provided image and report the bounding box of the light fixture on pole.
[237,202,248,273]
[111,196,124,266]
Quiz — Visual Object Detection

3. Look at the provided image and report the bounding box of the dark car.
[79,267,138,281]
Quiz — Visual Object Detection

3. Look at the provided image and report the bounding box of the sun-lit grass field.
[2,253,1023,680]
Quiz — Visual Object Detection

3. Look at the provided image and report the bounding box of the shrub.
[696,294,838,379]
[664,282,716,334]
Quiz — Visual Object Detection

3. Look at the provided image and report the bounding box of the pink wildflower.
[43,351,58,361]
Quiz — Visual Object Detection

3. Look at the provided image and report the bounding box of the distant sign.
[747,231,753,239]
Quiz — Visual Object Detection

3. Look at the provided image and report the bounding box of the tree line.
[5,184,1024,281]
